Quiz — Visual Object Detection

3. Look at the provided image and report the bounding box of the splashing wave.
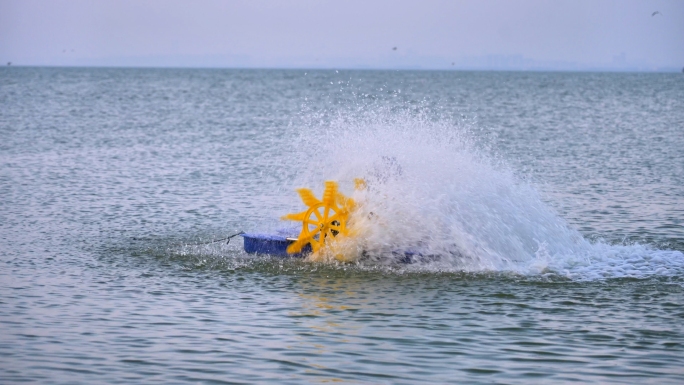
[274,106,683,279]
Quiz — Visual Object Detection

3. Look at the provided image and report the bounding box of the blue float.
[240,233,310,257]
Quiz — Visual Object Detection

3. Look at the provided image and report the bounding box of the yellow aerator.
[281,181,359,257]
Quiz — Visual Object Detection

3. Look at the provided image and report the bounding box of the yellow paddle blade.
[281,212,307,222]
[287,237,311,254]
[336,193,356,211]
[297,188,321,207]
[322,181,338,206]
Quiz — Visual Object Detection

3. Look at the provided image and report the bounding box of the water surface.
[1,67,683,383]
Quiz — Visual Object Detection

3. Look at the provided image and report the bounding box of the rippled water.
[1,67,683,383]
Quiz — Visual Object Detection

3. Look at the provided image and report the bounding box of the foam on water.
[280,106,683,279]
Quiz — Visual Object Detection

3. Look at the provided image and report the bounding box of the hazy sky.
[1,0,682,70]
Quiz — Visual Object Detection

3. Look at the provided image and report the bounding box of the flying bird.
[392,47,397,51]
[652,11,661,16]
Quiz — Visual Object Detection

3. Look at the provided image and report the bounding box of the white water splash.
[282,107,684,279]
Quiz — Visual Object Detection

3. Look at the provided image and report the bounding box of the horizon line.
[4,63,683,74]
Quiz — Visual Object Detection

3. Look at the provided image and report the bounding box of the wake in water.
[271,105,682,279]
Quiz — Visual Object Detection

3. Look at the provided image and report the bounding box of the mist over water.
[2,68,683,384]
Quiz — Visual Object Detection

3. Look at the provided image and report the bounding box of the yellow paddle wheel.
[282,181,359,261]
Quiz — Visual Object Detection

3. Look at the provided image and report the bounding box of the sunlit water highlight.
[1,68,683,383]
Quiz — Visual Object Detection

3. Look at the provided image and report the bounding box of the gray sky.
[1,0,682,71]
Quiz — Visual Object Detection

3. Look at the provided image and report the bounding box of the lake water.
[1,67,683,384]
